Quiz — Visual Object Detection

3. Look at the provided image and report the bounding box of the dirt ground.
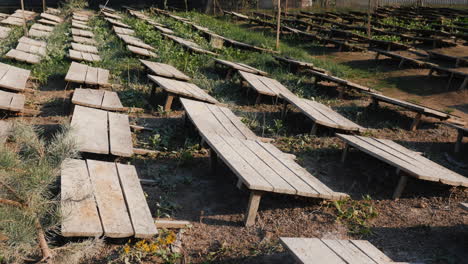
[4,37,468,263]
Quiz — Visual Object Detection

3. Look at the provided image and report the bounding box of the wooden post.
[341,144,349,164]
[454,130,463,153]
[281,100,288,120]
[20,0,28,37]
[43,0,46,12]
[310,123,318,135]
[410,113,422,131]
[367,0,372,38]
[244,191,262,226]
[393,169,408,199]
[275,0,281,50]
[164,93,175,111]
[255,94,262,105]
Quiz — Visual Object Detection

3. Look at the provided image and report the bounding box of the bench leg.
[310,122,318,135]
[374,53,380,60]
[338,87,344,99]
[398,58,406,68]
[369,98,379,110]
[341,143,349,164]
[281,100,288,120]
[445,73,454,90]
[164,93,175,111]
[392,170,408,199]
[455,130,463,153]
[410,113,422,131]
[244,191,262,227]
[210,148,217,175]
[459,76,468,90]
[254,94,262,105]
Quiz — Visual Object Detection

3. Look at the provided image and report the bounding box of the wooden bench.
[280,237,405,264]
[127,45,157,58]
[38,19,58,26]
[72,15,89,22]
[116,34,154,50]
[140,59,190,81]
[61,158,157,238]
[28,28,51,38]
[16,40,47,56]
[445,123,468,153]
[0,62,31,92]
[203,132,348,226]
[72,88,125,111]
[153,24,175,35]
[31,23,54,32]
[71,42,98,54]
[0,26,11,39]
[5,49,41,64]
[337,133,468,199]
[103,11,122,20]
[273,55,328,74]
[40,13,63,23]
[368,92,463,131]
[71,105,133,157]
[69,49,101,62]
[105,18,131,28]
[428,66,468,90]
[374,49,433,68]
[238,71,291,104]
[0,89,25,113]
[148,75,218,110]
[306,69,377,97]
[71,28,94,38]
[281,92,365,134]
[214,58,268,79]
[72,21,90,30]
[426,50,468,67]
[65,62,110,87]
[113,25,135,35]
[181,98,258,141]
[73,36,97,45]
[162,33,218,56]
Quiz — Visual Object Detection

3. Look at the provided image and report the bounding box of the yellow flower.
[123,245,131,254]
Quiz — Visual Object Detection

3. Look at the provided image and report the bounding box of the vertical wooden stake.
[164,93,175,111]
[244,191,262,226]
[341,144,349,164]
[20,0,28,37]
[275,0,281,51]
[393,170,408,199]
[410,113,422,131]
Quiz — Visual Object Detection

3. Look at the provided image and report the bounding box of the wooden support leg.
[459,76,468,90]
[310,122,318,135]
[281,100,288,120]
[338,87,344,99]
[254,94,262,105]
[244,191,262,227]
[445,73,454,90]
[164,93,174,111]
[455,130,463,153]
[392,171,408,199]
[398,58,406,68]
[428,68,435,76]
[410,113,422,131]
[369,98,379,110]
[374,53,380,60]
[210,148,217,175]
[341,143,349,164]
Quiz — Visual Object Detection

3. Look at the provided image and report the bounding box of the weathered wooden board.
[5,49,41,64]
[69,49,101,62]
[0,26,11,39]
[307,69,376,93]
[72,88,124,111]
[31,23,54,32]
[0,89,25,112]
[108,111,133,157]
[103,11,122,20]
[163,33,218,56]
[38,19,58,26]
[16,42,47,56]
[274,55,328,73]
[140,59,190,81]
[148,74,218,104]
[61,159,103,237]
[127,45,157,58]
[18,36,47,47]
[70,105,109,155]
[65,62,109,86]
[71,42,98,54]
[105,18,131,28]
[40,13,63,23]
[0,62,31,92]
[72,28,95,38]
[116,163,158,238]
[116,34,154,50]
[73,36,97,45]
[28,28,51,38]
[214,58,268,76]
[239,71,290,97]
[87,159,134,238]
[72,21,90,30]
[113,25,135,35]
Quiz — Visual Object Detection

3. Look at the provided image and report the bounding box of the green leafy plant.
[332,195,378,236]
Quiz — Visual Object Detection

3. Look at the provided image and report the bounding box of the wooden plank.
[215,58,267,76]
[460,202,468,211]
[323,239,376,264]
[73,36,97,45]
[87,160,134,238]
[108,112,133,157]
[65,62,88,84]
[5,49,41,64]
[280,238,347,264]
[0,63,31,92]
[116,163,158,238]
[40,13,63,23]
[127,45,157,58]
[238,71,277,96]
[85,66,98,85]
[71,43,98,54]
[61,159,103,237]
[140,59,190,81]
[69,49,84,61]
[217,106,258,140]
[350,240,393,264]
[102,91,125,111]
[0,90,14,111]
[71,105,109,154]
[155,219,191,229]
[96,68,110,86]
[9,93,25,112]
[18,36,47,47]
[72,88,105,109]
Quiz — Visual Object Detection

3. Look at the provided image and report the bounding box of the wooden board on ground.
[73,35,97,45]
[40,13,63,23]
[113,25,135,35]
[337,133,468,198]
[238,70,291,98]
[71,105,133,157]
[127,45,157,58]
[282,93,364,133]
[5,49,41,64]
[0,26,11,39]
[280,237,400,264]
[16,42,47,56]
[65,62,109,86]
[105,18,131,28]
[72,88,124,111]
[148,75,218,109]
[274,55,328,73]
[103,11,122,20]
[140,59,190,81]
[72,28,94,38]
[69,49,101,62]
[163,33,218,56]
[116,34,154,50]
[31,23,54,32]
[71,42,98,54]
[181,98,258,140]
[61,158,157,238]
[72,21,89,29]
[203,132,348,226]
[28,28,51,38]
[38,18,58,26]
[18,36,47,47]
[0,62,31,92]
[214,58,268,76]
[0,89,25,112]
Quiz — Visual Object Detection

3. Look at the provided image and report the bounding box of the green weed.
[332,195,378,236]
